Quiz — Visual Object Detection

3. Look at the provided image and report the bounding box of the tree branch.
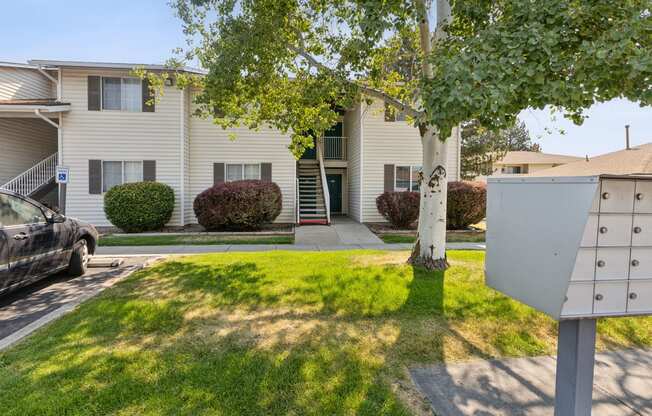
[288,44,424,119]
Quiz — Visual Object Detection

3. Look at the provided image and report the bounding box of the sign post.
[55,166,69,215]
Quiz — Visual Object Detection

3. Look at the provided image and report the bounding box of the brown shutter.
[142,79,155,112]
[384,164,395,192]
[89,160,102,194]
[214,163,225,185]
[261,163,272,182]
[88,76,101,111]
[143,160,156,181]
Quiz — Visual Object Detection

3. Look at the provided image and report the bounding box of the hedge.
[104,181,175,233]
[376,191,420,228]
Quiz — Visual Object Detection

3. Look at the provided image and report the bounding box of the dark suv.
[0,189,98,295]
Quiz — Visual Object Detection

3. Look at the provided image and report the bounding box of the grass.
[99,234,294,246]
[381,231,486,244]
[1,250,650,415]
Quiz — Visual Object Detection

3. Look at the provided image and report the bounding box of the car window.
[0,194,46,227]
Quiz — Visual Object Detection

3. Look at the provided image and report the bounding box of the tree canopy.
[163,0,650,157]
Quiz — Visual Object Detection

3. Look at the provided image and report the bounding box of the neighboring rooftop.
[530,143,652,177]
[495,151,584,166]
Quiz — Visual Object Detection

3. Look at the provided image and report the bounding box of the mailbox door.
[631,215,652,246]
[580,215,599,246]
[561,282,594,317]
[634,181,652,214]
[626,280,652,314]
[599,180,636,213]
[597,215,633,246]
[570,248,596,281]
[593,281,628,314]
[595,247,630,280]
[629,248,652,279]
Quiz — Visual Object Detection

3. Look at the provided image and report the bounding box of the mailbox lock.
[634,226,642,234]
[636,193,644,201]
[632,259,640,267]
[629,293,638,300]
[595,294,604,301]
[602,192,610,200]
[599,226,608,234]
[597,260,606,267]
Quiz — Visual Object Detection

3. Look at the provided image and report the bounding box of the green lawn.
[99,234,294,246]
[381,231,486,244]
[1,250,650,415]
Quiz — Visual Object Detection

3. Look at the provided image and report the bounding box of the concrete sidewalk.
[97,242,485,256]
[295,216,384,245]
[410,348,652,415]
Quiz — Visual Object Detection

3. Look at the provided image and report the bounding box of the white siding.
[344,103,362,221]
[0,67,54,100]
[360,99,461,223]
[187,99,297,224]
[0,118,57,184]
[60,69,184,226]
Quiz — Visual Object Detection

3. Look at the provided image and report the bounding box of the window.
[226,163,261,181]
[102,77,142,112]
[102,161,143,192]
[384,103,407,122]
[395,165,422,191]
[502,166,522,174]
[0,194,45,227]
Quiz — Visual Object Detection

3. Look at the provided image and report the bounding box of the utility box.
[485,175,652,320]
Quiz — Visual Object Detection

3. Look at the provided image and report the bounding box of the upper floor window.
[395,165,421,191]
[102,160,143,192]
[226,163,261,181]
[384,103,407,122]
[102,77,142,112]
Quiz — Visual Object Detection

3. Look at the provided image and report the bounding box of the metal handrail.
[317,138,331,224]
[323,136,347,160]
[295,177,300,224]
[1,152,58,196]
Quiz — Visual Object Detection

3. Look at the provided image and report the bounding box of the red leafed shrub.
[376,191,420,228]
[447,181,487,230]
[193,180,282,230]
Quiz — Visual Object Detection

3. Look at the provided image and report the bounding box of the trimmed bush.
[104,181,175,233]
[447,181,487,230]
[376,191,420,228]
[193,180,282,230]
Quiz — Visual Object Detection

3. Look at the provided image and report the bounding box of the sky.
[1,0,649,157]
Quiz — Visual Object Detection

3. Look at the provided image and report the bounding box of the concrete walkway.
[97,242,485,256]
[410,348,652,415]
[295,216,384,245]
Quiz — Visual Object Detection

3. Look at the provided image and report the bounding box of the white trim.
[0,104,70,112]
[34,109,59,128]
[179,88,185,225]
[359,101,364,223]
[28,59,206,75]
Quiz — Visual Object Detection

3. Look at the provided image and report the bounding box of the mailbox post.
[55,166,69,215]
[485,174,652,416]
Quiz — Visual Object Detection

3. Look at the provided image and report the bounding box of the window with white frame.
[395,165,421,191]
[226,163,261,181]
[102,77,142,112]
[102,161,143,192]
[384,102,407,122]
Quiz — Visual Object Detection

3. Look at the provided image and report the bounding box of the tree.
[155,0,650,270]
[461,121,540,180]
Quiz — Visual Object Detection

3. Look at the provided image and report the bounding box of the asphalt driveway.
[0,256,154,347]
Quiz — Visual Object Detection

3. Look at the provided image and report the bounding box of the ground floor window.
[226,163,261,181]
[501,166,522,174]
[102,161,143,192]
[395,165,421,191]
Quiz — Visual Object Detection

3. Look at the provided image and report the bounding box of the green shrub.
[447,181,486,229]
[104,182,175,233]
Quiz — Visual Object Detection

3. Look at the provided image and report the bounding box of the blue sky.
[2,0,649,157]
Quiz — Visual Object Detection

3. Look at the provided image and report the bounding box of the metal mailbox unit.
[485,174,652,416]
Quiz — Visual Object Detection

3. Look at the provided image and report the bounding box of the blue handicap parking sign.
[56,167,69,184]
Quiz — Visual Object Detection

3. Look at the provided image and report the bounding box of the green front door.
[326,174,342,213]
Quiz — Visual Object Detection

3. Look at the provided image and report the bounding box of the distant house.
[492,151,583,175]
[530,143,652,177]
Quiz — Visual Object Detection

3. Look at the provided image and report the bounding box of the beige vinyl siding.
[0,67,54,100]
[0,118,57,184]
[360,99,461,223]
[187,105,297,224]
[60,69,183,226]
[344,103,362,221]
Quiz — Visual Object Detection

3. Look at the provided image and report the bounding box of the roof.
[0,61,42,70]
[0,98,70,113]
[27,59,207,75]
[0,99,67,106]
[495,151,583,166]
[529,143,652,177]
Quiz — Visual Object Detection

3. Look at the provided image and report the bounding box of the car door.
[0,193,57,286]
[0,230,10,293]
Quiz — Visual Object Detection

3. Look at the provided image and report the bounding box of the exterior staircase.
[297,161,328,224]
[1,152,58,197]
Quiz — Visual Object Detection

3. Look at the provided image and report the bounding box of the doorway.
[326,174,342,214]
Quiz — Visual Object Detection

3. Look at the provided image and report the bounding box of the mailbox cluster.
[563,178,652,317]
[485,175,652,321]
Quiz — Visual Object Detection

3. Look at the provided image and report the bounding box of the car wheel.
[68,239,89,276]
